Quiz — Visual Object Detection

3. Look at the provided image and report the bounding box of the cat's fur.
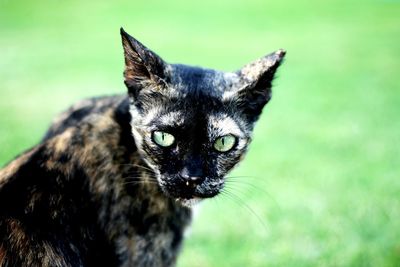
[0,28,285,266]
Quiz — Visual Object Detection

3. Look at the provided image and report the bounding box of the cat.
[0,28,285,267]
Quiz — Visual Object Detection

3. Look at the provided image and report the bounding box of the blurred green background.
[1,0,399,266]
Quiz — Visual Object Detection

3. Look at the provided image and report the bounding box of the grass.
[0,0,399,266]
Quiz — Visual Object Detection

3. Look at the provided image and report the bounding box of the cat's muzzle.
[159,175,223,205]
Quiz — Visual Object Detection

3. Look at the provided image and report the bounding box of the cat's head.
[120,28,285,207]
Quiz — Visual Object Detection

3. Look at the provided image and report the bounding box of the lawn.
[0,0,399,266]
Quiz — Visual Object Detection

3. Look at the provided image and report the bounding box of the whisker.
[119,176,159,185]
[123,177,157,181]
[223,183,281,213]
[115,163,156,173]
[224,180,278,205]
[122,175,158,182]
[121,181,159,186]
[224,176,279,206]
[225,175,264,180]
[129,164,155,172]
[225,175,271,186]
[219,189,268,234]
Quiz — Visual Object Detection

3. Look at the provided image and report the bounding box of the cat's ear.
[232,49,286,121]
[120,28,169,98]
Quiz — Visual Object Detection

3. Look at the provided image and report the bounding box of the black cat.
[0,28,285,267]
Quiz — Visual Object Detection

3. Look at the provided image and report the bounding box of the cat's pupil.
[153,131,175,147]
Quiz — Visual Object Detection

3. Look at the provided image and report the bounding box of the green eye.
[214,135,236,152]
[153,131,175,147]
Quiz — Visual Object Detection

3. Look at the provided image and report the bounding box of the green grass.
[1,0,399,266]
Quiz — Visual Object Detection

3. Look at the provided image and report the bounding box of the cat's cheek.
[215,152,245,176]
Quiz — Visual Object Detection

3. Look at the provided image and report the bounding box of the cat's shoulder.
[0,94,134,191]
[44,94,129,140]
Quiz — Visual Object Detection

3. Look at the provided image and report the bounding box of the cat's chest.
[115,223,184,267]
[96,168,192,266]
[114,199,191,266]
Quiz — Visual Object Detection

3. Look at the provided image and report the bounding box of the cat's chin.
[175,197,202,208]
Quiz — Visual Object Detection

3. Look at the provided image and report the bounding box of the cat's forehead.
[143,104,247,137]
[168,64,240,97]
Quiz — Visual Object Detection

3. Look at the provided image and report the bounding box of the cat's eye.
[214,135,236,152]
[152,131,175,147]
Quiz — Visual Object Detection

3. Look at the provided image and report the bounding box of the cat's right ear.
[120,28,168,99]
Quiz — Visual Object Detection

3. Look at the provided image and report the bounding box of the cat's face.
[121,28,285,206]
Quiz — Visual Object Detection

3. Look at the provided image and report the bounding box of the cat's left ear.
[232,49,286,122]
[120,28,169,99]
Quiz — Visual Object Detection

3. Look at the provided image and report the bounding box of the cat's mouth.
[158,176,223,207]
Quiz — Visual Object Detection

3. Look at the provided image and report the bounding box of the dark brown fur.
[0,96,191,266]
